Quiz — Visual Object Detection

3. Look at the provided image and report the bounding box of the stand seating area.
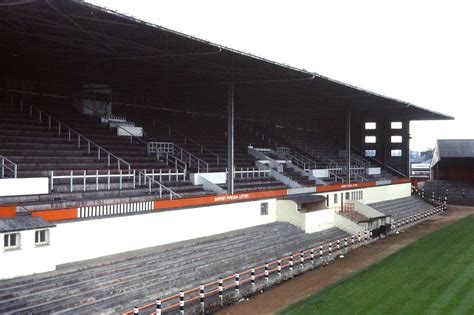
[368,196,433,220]
[423,180,474,206]
[0,222,347,314]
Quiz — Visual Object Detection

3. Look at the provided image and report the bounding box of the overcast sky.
[90,0,473,151]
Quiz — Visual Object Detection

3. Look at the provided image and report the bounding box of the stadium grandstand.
[421,139,474,206]
[0,1,453,313]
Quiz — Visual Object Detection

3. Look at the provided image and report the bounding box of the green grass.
[279,214,474,315]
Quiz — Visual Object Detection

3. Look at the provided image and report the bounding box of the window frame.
[391,149,403,157]
[365,136,376,144]
[35,229,50,246]
[391,121,403,129]
[260,202,269,216]
[3,233,20,250]
[391,135,403,143]
[365,149,376,157]
[365,122,377,130]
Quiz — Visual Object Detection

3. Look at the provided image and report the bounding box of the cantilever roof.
[0,0,453,121]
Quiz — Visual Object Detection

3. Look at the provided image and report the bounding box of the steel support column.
[227,83,235,194]
[346,109,351,184]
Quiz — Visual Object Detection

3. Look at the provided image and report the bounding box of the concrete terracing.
[0,222,346,314]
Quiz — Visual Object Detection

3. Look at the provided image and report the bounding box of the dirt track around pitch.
[215,205,474,315]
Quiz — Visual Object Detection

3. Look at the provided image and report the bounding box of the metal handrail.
[276,146,318,170]
[49,169,136,192]
[0,155,17,178]
[153,117,225,164]
[125,205,446,315]
[138,170,182,199]
[322,128,406,178]
[115,123,146,145]
[139,168,186,183]
[124,234,353,315]
[148,142,209,173]
[233,167,270,179]
[28,105,131,172]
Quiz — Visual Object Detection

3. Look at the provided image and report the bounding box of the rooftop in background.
[431,139,474,167]
[0,0,452,121]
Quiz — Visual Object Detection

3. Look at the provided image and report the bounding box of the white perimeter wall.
[0,229,56,279]
[318,182,411,207]
[0,177,48,197]
[0,198,276,279]
[0,183,411,279]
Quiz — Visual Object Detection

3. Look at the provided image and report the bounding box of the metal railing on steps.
[147,142,208,173]
[28,105,131,172]
[0,155,17,178]
[49,169,185,198]
[138,170,182,199]
[153,117,225,165]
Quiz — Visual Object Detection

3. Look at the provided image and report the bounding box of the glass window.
[391,149,403,157]
[391,122,403,129]
[365,136,376,143]
[365,150,376,157]
[35,230,49,245]
[365,122,376,130]
[334,194,338,204]
[391,136,402,143]
[4,233,20,250]
[345,192,350,200]
[260,202,269,216]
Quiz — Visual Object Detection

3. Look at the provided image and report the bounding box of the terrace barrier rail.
[123,203,445,315]
[29,105,130,172]
[0,155,17,178]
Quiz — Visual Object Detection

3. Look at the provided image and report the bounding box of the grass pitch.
[280,214,474,315]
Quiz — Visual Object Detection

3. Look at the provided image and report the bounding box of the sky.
[90,0,474,151]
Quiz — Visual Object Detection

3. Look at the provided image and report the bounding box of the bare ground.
[216,205,474,315]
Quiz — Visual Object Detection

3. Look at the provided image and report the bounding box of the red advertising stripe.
[32,208,78,221]
[316,181,377,193]
[0,204,16,217]
[154,189,288,211]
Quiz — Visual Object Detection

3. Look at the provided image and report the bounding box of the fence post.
[251,268,255,287]
[235,273,240,295]
[83,170,86,191]
[133,307,139,315]
[218,278,223,304]
[200,284,205,313]
[265,263,269,283]
[300,250,304,270]
[70,170,73,192]
[50,170,54,191]
[179,291,184,315]
[156,299,161,315]
[289,255,294,273]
